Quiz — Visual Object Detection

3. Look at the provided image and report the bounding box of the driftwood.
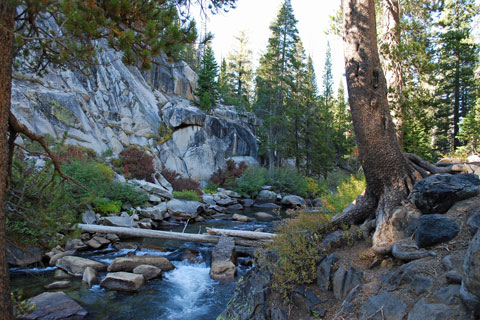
[77,224,271,247]
[206,227,276,240]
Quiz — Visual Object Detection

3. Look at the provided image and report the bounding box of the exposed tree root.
[333,153,462,255]
[7,111,89,192]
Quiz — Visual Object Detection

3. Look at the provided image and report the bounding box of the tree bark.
[381,0,405,145]
[338,0,415,254]
[0,1,15,318]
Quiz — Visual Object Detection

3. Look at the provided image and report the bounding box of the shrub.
[55,145,97,164]
[173,190,202,201]
[324,173,366,215]
[93,198,122,214]
[260,210,334,299]
[267,167,307,197]
[210,160,248,187]
[231,166,267,198]
[118,146,155,182]
[305,177,327,199]
[162,169,200,193]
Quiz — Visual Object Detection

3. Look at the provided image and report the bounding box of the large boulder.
[56,256,107,277]
[137,203,167,221]
[107,256,174,272]
[82,267,98,287]
[281,195,306,208]
[461,229,480,315]
[131,179,173,200]
[100,272,145,292]
[133,264,162,280]
[6,242,42,268]
[210,235,236,284]
[256,190,277,203]
[102,216,137,228]
[17,291,87,320]
[166,199,204,220]
[360,291,406,320]
[415,214,460,248]
[332,265,363,300]
[409,173,479,214]
[161,100,206,129]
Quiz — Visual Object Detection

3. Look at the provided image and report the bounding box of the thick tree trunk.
[381,0,405,145]
[0,1,15,318]
[339,0,415,254]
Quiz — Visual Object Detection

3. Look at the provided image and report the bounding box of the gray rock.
[43,281,72,290]
[218,188,242,198]
[17,291,87,320]
[108,256,174,272]
[103,216,137,228]
[316,253,338,291]
[133,264,162,280]
[81,210,97,224]
[442,255,454,271]
[410,275,433,295]
[256,190,277,203]
[137,203,167,221]
[407,298,454,320]
[461,228,480,314]
[432,285,462,305]
[361,290,406,320]
[241,199,254,207]
[415,214,460,248]
[281,195,306,208]
[65,238,88,251]
[202,194,216,206]
[227,203,244,211]
[131,179,173,200]
[100,272,145,292]
[409,173,480,214]
[460,281,480,315]
[254,212,274,220]
[82,267,98,287]
[166,199,204,220]
[6,242,42,268]
[49,250,76,267]
[322,231,344,250]
[54,269,72,280]
[332,265,363,300]
[162,101,206,128]
[268,308,287,320]
[213,194,237,207]
[252,202,281,210]
[232,213,252,222]
[106,233,120,242]
[210,235,236,284]
[56,256,107,277]
[467,209,480,235]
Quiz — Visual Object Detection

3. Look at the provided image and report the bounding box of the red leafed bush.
[56,145,97,164]
[119,146,155,182]
[210,160,248,187]
[161,169,200,193]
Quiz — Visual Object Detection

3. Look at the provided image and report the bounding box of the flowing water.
[11,209,278,320]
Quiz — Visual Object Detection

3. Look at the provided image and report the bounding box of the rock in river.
[56,256,107,277]
[17,291,87,320]
[101,272,145,292]
[108,256,174,272]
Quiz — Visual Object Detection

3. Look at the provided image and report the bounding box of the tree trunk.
[381,0,405,145]
[338,0,415,254]
[0,1,15,318]
[453,58,460,150]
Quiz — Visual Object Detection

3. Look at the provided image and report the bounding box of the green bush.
[93,198,122,214]
[231,166,268,198]
[259,210,334,299]
[324,173,366,215]
[173,190,202,201]
[267,167,307,197]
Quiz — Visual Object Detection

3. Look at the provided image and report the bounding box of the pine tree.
[218,58,231,101]
[254,0,300,172]
[195,46,219,112]
[436,0,479,152]
[225,31,254,110]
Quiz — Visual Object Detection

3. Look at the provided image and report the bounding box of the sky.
[193,0,345,92]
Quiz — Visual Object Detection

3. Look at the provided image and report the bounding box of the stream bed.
[10,209,279,320]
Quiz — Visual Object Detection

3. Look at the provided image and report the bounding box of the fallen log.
[77,224,271,247]
[206,227,277,240]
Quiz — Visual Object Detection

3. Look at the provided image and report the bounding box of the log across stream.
[77,224,276,247]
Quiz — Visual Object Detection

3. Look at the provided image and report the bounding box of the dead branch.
[404,153,461,175]
[8,111,89,192]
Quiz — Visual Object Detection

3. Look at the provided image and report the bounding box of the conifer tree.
[225,31,254,110]
[254,0,300,172]
[218,58,231,102]
[195,46,219,112]
[436,0,479,152]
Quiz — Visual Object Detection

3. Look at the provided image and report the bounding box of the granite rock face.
[12,48,259,182]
